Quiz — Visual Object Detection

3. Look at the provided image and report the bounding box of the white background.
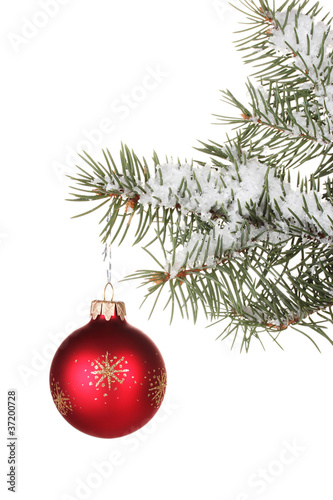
[1,1,333,499]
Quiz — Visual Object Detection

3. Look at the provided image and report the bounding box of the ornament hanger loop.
[103,282,114,302]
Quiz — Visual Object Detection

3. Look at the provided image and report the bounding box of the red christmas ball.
[49,300,166,438]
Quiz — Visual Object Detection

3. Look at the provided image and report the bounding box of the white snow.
[265,9,333,141]
[100,152,333,276]
[163,153,333,276]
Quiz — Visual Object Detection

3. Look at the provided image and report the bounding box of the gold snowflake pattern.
[91,351,129,390]
[148,369,167,408]
[51,380,73,416]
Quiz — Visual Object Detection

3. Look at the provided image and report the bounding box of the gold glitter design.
[148,370,167,408]
[91,351,129,389]
[51,380,73,416]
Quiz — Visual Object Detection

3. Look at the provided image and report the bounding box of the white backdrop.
[1,1,333,499]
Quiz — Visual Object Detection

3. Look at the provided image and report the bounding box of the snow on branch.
[166,149,333,276]
[251,6,333,141]
[84,147,333,277]
[269,9,333,90]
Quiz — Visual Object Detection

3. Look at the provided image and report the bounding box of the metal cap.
[90,283,126,321]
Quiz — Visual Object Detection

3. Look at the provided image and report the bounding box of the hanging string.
[103,213,112,285]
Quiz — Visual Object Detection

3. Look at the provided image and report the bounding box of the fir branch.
[68,0,333,350]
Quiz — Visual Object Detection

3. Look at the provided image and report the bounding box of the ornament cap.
[90,283,126,321]
[90,300,126,321]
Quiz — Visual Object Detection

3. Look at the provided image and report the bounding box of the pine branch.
[68,0,333,350]
[69,143,333,343]
[217,0,333,175]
